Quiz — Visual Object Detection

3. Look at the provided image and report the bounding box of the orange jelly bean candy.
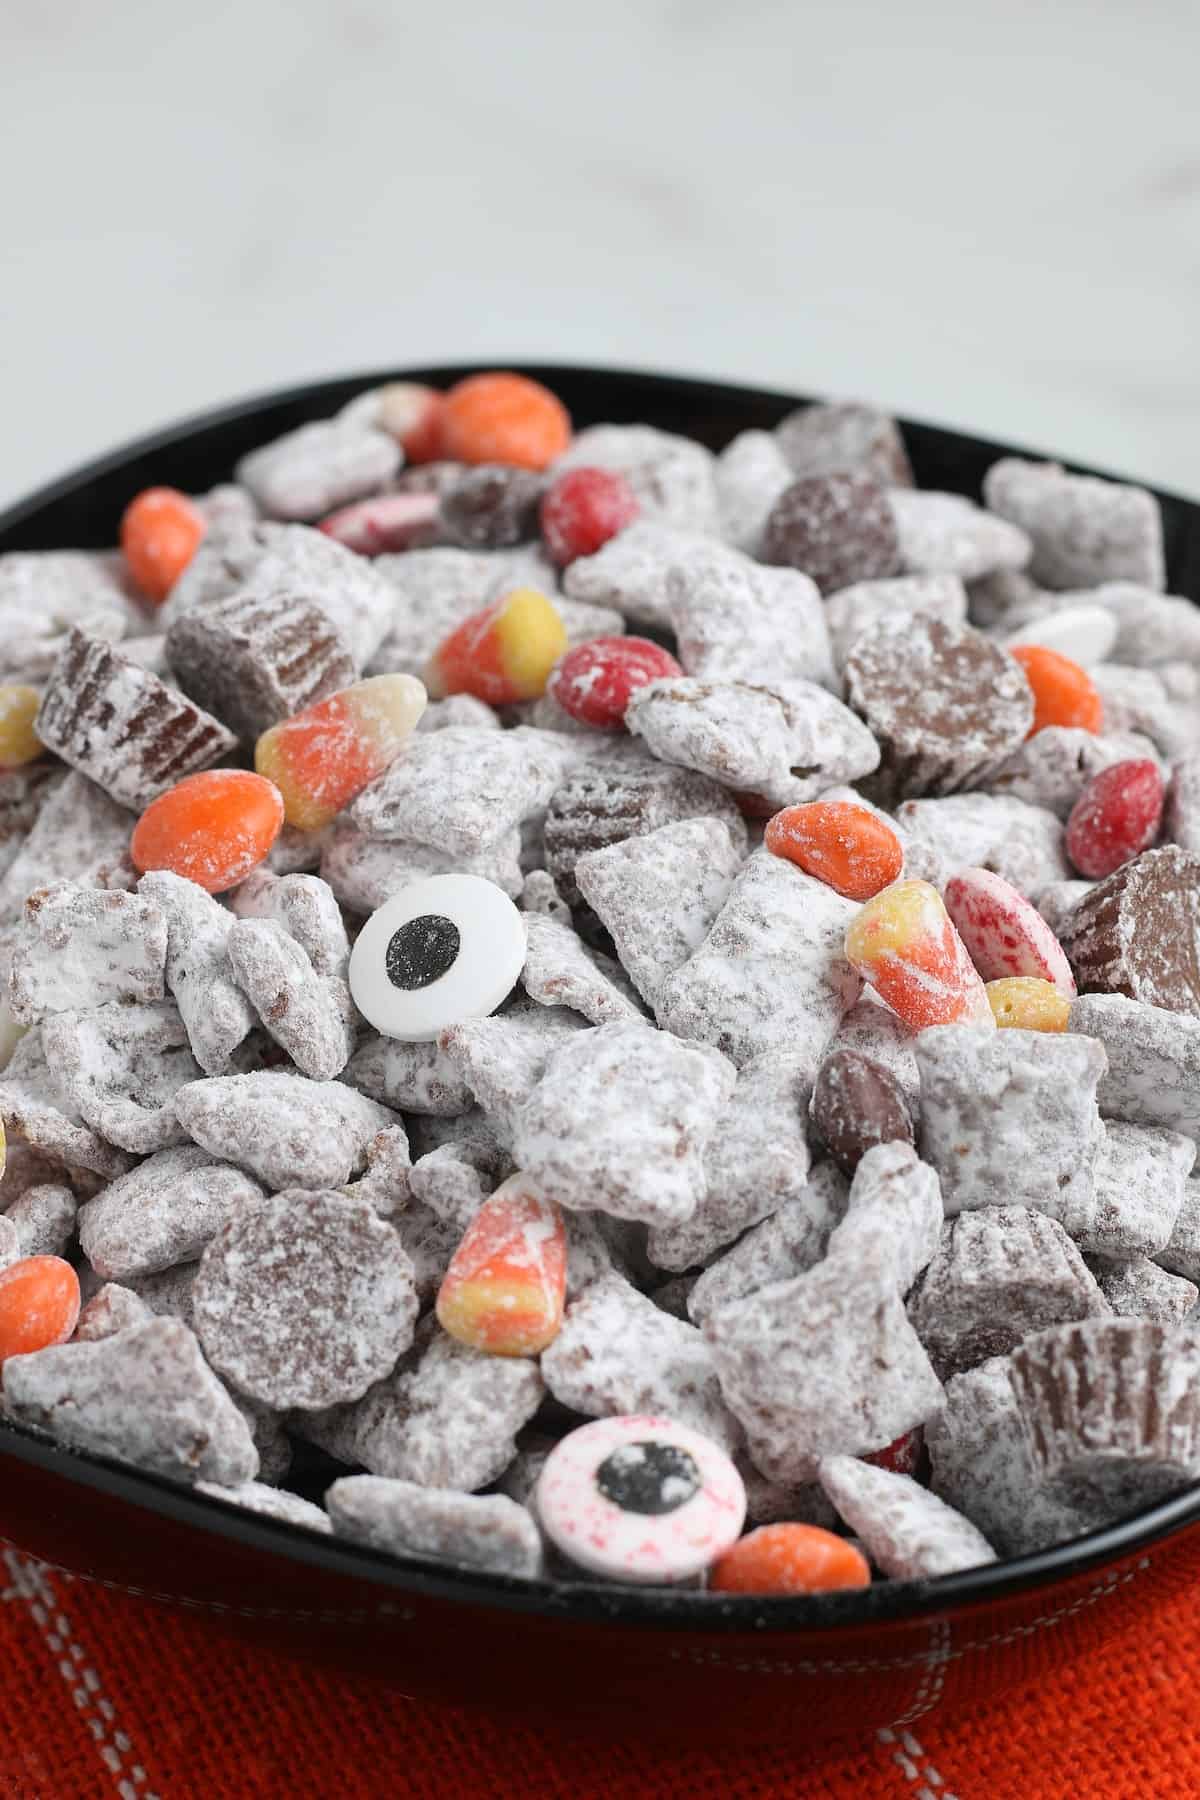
[0,1256,80,1365]
[120,486,207,604]
[256,673,427,832]
[131,769,284,893]
[844,879,995,1030]
[427,587,568,706]
[1009,643,1103,736]
[436,1175,567,1357]
[710,1523,871,1595]
[765,800,903,901]
[440,372,571,471]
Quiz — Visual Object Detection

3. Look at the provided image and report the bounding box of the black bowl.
[3,363,1200,1749]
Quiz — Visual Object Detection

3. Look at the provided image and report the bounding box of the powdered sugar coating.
[439,1004,591,1150]
[519,912,644,1025]
[896,793,1069,900]
[0,550,138,680]
[646,1051,812,1271]
[3,1318,258,1486]
[136,870,257,1075]
[518,868,571,925]
[541,1273,741,1454]
[9,882,167,1024]
[1091,663,1200,762]
[227,918,355,1081]
[1038,879,1096,937]
[194,1188,417,1410]
[562,522,717,630]
[327,1475,542,1577]
[553,424,718,534]
[823,574,967,671]
[819,1453,996,1577]
[686,1162,849,1328]
[983,458,1165,592]
[321,816,524,911]
[1070,993,1200,1139]
[827,1141,942,1296]
[984,726,1162,821]
[342,1033,473,1117]
[227,868,350,978]
[915,1025,1106,1219]
[888,489,1031,583]
[43,1000,199,1154]
[774,403,913,489]
[351,726,574,857]
[340,1124,413,1219]
[1063,1121,1196,1258]
[368,546,563,676]
[656,851,861,1073]
[3,1183,76,1258]
[1166,751,1200,854]
[0,773,136,923]
[666,553,836,691]
[198,1480,332,1535]
[0,1029,133,1178]
[714,429,793,554]
[407,1138,505,1233]
[174,1070,396,1189]
[73,1281,153,1341]
[78,1145,266,1281]
[1158,1179,1200,1285]
[1089,1256,1198,1325]
[235,421,400,524]
[627,676,879,811]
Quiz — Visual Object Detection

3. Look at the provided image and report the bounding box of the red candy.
[317,491,439,555]
[863,1428,923,1477]
[943,866,1076,996]
[1066,759,1165,879]
[546,636,682,730]
[541,467,640,565]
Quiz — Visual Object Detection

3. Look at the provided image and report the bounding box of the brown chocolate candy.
[1058,845,1200,1018]
[165,588,355,741]
[440,465,544,549]
[761,471,902,594]
[845,614,1034,804]
[810,1048,915,1175]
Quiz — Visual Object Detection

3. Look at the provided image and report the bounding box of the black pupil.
[385,914,461,990]
[594,1442,701,1515]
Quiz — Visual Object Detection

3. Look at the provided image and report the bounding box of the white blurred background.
[4,0,1198,509]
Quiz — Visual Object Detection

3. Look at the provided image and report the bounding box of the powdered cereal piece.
[1010,1319,1200,1516]
[823,574,967,670]
[810,1048,915,1175]
[227,868,350,977]
[514,1019,734,1228]
[73,1283,152,1341]
[193,1188,416,1409]
[984,726,1161,821]
[562,521,714,630]
[925,1356,1093,1556]
[544,757,746,906]
[656,850,861,1072]
[1072,583,1200,669]
[418,693,503,734]
[983,458,1165,591]
[321,816,524,911]
[440,1003,591,1149]
[915,1025,1105,1219]
[825,1141,942,1295]
[907,1207,1109,1382]
[1158,1179,1200,1285]
[1089,1256,1198,1325]
[197,1480,332,1535]
[774,402,913,488]
[0,1030,133,1179]
[553,424,718,533]
[518,868,571,925]
[762,472,902,594]
[518,913,641,1025]
[626,676,879,812]
[1167,751,1200,853]
[831,994,921,1110]
[563,1211,628,1299]
[43,1000,199,1154]
[35,629,237,811]
[0,551,138,680]
[407,1139,508,1233]
[888,489,1031,582]
[351,726,572,856]
[235,421,400,523]
[327,1476,542,1576]
[3,1317,258,1486]
[714,429,794,553]
[646,1051,812,1270]
[4,1184,76,1258]
[227,918,355,1081]
[78,1145,265,1281]
[9,882,167,1024]
[342,1033,473,1116]
[1090,663,1200,762]
[541,1272,741,1453]
[845,615,1033,803]
[1058,846,1200,1017]
[124,1262,198,1326]
[174,1070,396,1189]
[820,1454,995,1577]
[1038,879,1096,937]
[1058,1121,1196,1257]
[702,1258,944,1483]
[266,822,331,875]
[136,870,256,1074]
[340,1124,413,1219]
[0,772,137,922]
[666,552,836,691]
[686,1164,849,1327]
[0,765,64,884]
[895,793,1069,898]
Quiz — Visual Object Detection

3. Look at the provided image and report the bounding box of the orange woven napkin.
[3,1542,1199,1799]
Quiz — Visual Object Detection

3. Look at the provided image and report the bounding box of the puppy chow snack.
[321,815,524,912]
[198,1480,333,1535]
[3,1182,76,1259]
[73,1280,153,1341]
[136,869,257,1073]
[9,881,168,1024]
[773,401,914,488]
[343,1032,474,1118]
[174,1070,396,1190]
[895,792,1069,899]
[43,999,200,1155]
[328,1476,543,1578]
[351,725,573,857]
[0,551,140,681]
[887,489,1030,583]
[227,917,355,1080]
[235,420,401,523]
[408,1135,508,1233]
[824,1140,942,1296]
[439,1002,590,1150]
[983,725,1161,821]
[1088,1256,1198,1326]
[982,458,1165,591]
[78,1144,265,1281]
[1062,1121,1196,1258]
[0,771,137,922]
[685,1164,849,1326]
[340,1122,414,1219]
[0,1029,134,1178]
[714,429,793,554]
[818,1453,996,1578]
[518,911,643,1026]
[665,550,836,690]
[553,423,718,534]
[823,573,967,672]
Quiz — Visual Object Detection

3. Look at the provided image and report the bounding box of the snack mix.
[3,369,1200,1598]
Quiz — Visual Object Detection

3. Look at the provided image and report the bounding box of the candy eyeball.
[348,873,527,1042]
[535,1414,747,1584]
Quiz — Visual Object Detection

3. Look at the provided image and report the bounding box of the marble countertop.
[4,0,1198,513]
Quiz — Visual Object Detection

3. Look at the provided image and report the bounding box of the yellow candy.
[427,586,568,704]
[986,976,1071,1032]
[0,686,44,769]
[255,673,427,832]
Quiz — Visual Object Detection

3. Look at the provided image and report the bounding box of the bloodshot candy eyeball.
[535,1414,747,1584]
[348,873,527,1042]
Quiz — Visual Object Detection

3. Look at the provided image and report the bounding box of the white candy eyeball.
[348,874,527,1041]
[536,1414,747,1584]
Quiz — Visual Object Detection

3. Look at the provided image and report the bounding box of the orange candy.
[255,673,427,832]
[440,372,571,471]
[764,800,904,901]
[131,769,284,893]
[120,486,207,604]
[1009,643,1104,736]
[0,1256,81,1365]
[436,1176,567,1357]
[427,587,568,705]
[709,1523,871,1596]
[844,879,995,1031]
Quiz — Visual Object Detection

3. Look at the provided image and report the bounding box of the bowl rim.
[3,358,1200,1637]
